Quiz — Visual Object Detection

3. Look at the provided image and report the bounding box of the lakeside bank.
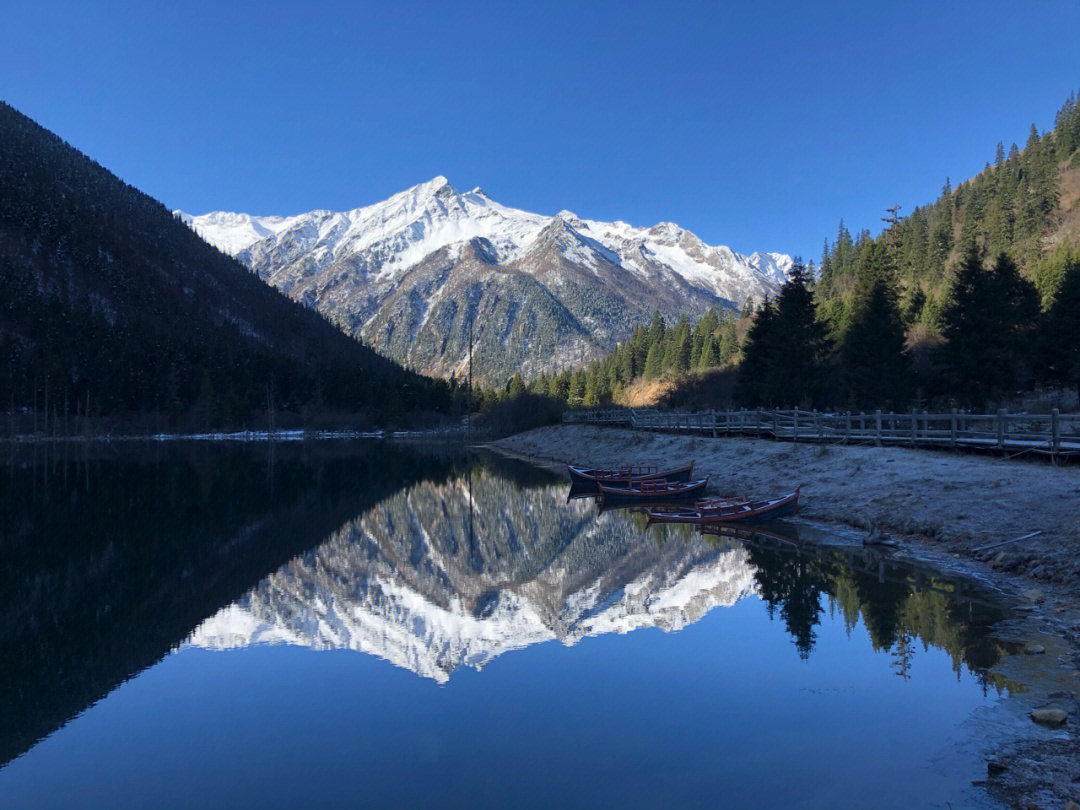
[497,424,1080,588]
[495,423,1080,809]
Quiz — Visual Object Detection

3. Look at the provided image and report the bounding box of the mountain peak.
[554,209,587,228]
[407,175,457,201]
[181,179,792,379]
[648,221,683,239]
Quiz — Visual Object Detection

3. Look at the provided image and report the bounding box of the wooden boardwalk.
[564,407,1080,459]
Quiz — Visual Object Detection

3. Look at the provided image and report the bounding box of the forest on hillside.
[527,88,1080,413]
[0,102,450,432]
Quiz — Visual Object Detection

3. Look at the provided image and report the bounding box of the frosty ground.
[497,424,1080,587]
[495,424,1080,808]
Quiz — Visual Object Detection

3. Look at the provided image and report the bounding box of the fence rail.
[563,407,1080,458]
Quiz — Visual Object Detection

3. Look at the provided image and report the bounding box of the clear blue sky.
[4,0,1079,261]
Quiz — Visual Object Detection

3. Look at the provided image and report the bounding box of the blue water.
[0,443,1011,809]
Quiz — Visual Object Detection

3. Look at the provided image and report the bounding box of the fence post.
[814,410,821,442]
[910,408,917,445]
[793,409,799,443]
[875,410,882,446]
[845,412,851,443]
[711,409,717,438]
[997,409,1006,451]
[1051,408,1059,456]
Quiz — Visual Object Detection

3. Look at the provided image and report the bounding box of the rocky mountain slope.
[181,178,792,381]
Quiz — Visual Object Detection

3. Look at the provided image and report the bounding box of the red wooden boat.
[596,476,710,505]
[646,486,800,524]
[567,461,694,492]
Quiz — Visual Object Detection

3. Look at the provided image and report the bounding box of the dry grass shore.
[495,424,1080,808]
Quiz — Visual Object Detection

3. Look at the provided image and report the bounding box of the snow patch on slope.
[179,177,793,299]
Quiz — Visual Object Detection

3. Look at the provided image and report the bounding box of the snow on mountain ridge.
[177,178,801,379]
[178,177,793,295]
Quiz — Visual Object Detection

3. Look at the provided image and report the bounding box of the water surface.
[0,442,1017,809]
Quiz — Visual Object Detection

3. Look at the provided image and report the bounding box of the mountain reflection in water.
[188,451,1011,688]
[1,442,1014,775]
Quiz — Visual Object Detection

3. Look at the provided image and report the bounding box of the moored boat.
[596,476,710,505]
[566,461,695,492]
[646,486,800,524]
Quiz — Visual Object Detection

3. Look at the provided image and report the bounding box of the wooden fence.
[563,407,1080,458]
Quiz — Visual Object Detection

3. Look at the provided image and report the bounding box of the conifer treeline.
[0,102,451,428]
[539,88,1080,412]
[817,91,1080,326]
[489,307,743,408]
[735,244,1080,409]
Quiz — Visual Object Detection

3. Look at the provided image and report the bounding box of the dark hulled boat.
[596,476,710,505]
[646,486,800,525]
[566,462,694,493]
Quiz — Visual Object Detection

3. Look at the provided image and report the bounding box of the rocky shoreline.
[494,425,1080,810]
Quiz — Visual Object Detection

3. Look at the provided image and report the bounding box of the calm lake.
[0,441,1019,809]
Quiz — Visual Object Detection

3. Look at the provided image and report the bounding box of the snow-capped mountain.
[187,471,758,682]
[179,178,794,380]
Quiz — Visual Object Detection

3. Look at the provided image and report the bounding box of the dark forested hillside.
[0,102,447,427]
[550,89,1080,411]
[818,91,1080,324]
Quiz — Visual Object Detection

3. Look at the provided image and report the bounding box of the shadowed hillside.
[0,102,448,428]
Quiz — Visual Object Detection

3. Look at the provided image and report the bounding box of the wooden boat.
[596,476,710,505]
[566,461,694,492]
[646,486,800,524]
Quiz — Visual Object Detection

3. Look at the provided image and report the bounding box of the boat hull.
[647,487,800,524]
[597,476,710,505]
[566,463,694,493]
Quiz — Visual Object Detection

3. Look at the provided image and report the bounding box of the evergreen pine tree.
[717,323,738,364]
[698,334,717,369]
[664,316,692,374]
[941,246,1038,406]
[582,367,600,406]
[567,370,586,403]
[643,341,664,379]
[1039,253,1080,396]
[507,372,525,399]
[734,298,777,406]
[630,324,649,375]
[647,310,666,350]
[768,259,830,406]
[839,242,910,408]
